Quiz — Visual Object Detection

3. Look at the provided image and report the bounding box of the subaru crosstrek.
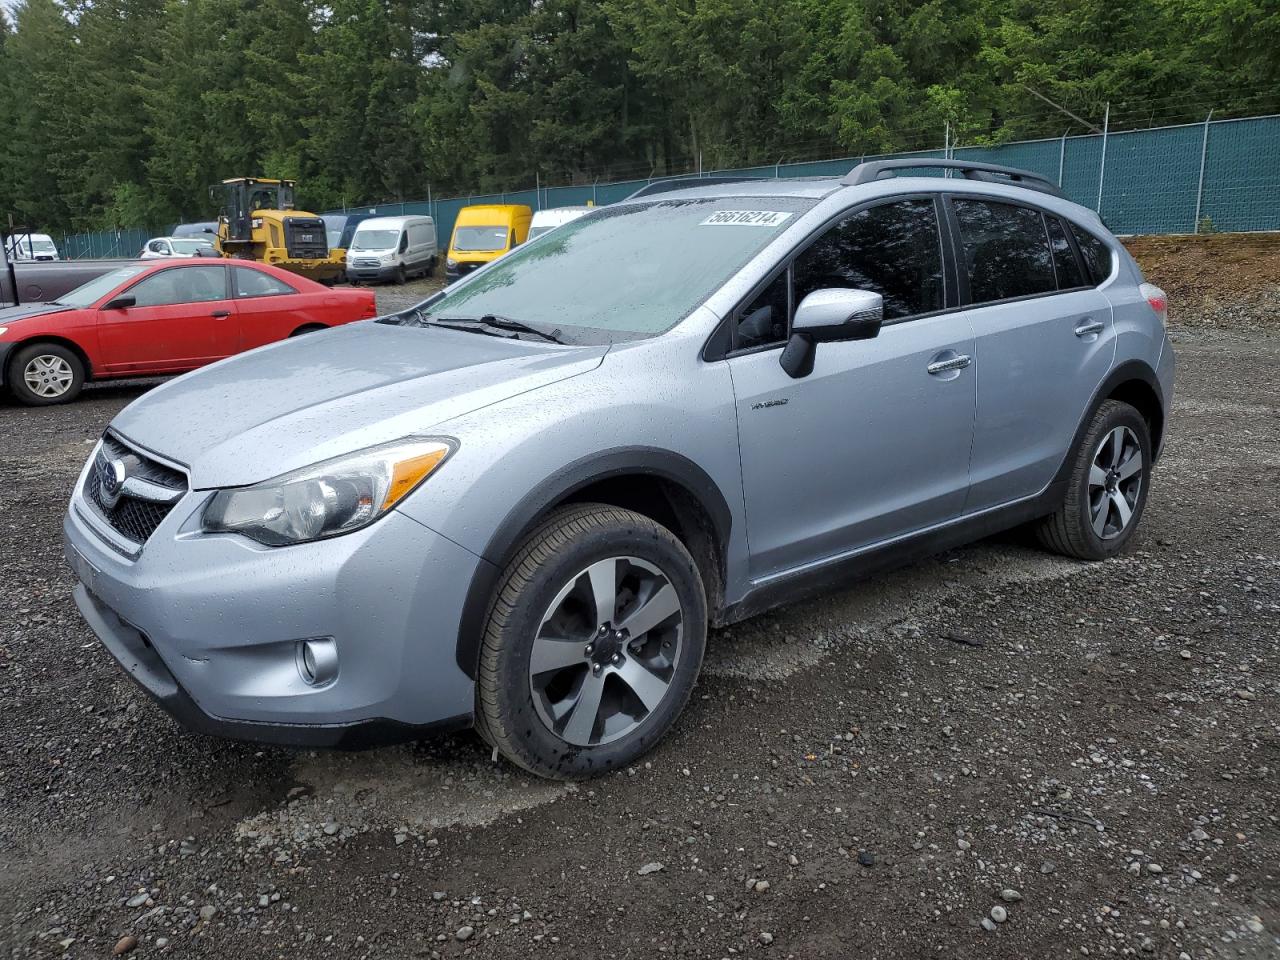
[64,160,1175,779]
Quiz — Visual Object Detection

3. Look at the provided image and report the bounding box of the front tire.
[1036,399,1152,560]
[7,342,86,406]
[394,264,407,285]
[475,504,707,780]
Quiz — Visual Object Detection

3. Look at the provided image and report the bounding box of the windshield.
[527,226,552,240]
[57,266,147,307]
[410,197,812,342]
[351,230,400,251]
[451,225,509,252]
[171,239,213,255]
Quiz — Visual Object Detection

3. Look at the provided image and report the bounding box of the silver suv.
[64,160,1175,779]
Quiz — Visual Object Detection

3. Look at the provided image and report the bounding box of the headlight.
[202,438,454,546]
[446,258,457,268]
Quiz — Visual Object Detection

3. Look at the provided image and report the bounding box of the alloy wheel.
[23,354,74,398]
[529,556,684,747]
[1088,425,1143,540]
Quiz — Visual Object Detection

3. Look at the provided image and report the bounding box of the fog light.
[296,638,338,687]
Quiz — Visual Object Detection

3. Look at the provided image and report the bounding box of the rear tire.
[7,342,86,406]
[1035,399,1152,560]
[475,504,707,780]
[289,324,325,337]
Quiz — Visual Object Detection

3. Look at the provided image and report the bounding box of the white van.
[527,206,592,239]
[5,233,60,261]
[345,215,437,284]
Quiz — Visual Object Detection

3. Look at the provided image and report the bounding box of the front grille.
[83,434,188,549]
[284,217,329,260]
[451,262,480,276]
[353,258,381,269]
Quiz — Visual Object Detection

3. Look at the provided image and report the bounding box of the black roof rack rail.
[625,175,763,201]
[842,158,1064,198]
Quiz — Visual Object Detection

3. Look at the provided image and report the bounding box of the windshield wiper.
[431,314,565,345]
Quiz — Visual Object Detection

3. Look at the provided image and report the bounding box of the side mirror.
[103,295,136,310]
[780,288,883,379]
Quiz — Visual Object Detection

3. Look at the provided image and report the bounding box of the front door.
[97,265,237,372]
[726,197,978,580]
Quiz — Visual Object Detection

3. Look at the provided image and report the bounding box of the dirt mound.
[1124,233,1280,329]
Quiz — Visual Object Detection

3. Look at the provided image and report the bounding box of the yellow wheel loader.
[211,178,345,284]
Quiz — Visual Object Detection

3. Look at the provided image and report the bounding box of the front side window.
[731,198,944,352]
[127,266,227,307]
[1070,223,1113,285]
[794,198,945,322]
[953,199,1056,304]
[233,267,295,299]
[406,197,812,343]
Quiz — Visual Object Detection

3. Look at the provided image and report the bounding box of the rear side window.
[953,199,1056,304]
[793,198,945,322]
[1046,217,1086,289]
[1069,223,1113,285]
[233,267,295,298]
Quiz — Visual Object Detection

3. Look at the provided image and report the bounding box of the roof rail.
[625,175,763,201]
[843,159,1064,198]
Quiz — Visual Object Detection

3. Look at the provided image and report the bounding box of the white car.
[5,233,60,261]
[527,206,593,239]
[139,237,217,260]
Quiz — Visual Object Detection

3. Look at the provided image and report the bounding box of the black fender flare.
[453,446,733,678]
[1052,358,1165,487]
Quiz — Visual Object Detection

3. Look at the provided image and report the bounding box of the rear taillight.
[1139,282,1167,327]
[362,296,378,318]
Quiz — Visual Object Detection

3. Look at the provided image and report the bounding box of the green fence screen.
[59,113,1280,258]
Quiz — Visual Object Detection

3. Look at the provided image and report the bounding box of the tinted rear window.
[953,199,1056,304]
[1046,217,1086,289]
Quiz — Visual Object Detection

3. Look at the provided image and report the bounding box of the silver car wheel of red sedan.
[23,354,75,398]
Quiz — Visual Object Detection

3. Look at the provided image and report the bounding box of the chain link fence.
[54,112,1280,259]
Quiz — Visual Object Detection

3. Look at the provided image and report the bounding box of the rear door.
[947,196,1116,513]
[726,196,977,579]
[230,266,304,350]
[97,265,237,373]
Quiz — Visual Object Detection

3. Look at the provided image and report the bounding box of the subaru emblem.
[100,458,127,508]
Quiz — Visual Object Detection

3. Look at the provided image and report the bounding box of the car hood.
[110,320,609,488]
[0,302,75,323]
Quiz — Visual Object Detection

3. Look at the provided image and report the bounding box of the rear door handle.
[927,354,972,375]
[210,310,231,318]
[1074,319,1105,337]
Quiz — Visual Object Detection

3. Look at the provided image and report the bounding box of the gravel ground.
[0,279,1277,959]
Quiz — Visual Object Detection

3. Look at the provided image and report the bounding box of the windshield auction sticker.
[700,210,793,227]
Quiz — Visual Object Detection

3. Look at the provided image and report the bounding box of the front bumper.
[346,262,399,282]
[444,261,485,283]
[64,472,493,745]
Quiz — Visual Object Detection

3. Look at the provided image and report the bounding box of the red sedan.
[0,260,378,405]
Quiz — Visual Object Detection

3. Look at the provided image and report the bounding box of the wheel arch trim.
[0,335,92,388]
[1054,359,1165,487]
[453,446,734,679]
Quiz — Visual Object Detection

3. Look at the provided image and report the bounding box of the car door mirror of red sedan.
[103,295,136,311]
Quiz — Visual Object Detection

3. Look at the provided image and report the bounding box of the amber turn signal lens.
[382,448,449,510]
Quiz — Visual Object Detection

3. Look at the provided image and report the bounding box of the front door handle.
[210,310,231,318]
[1074,319,1105,337]
[927,354,972,375]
